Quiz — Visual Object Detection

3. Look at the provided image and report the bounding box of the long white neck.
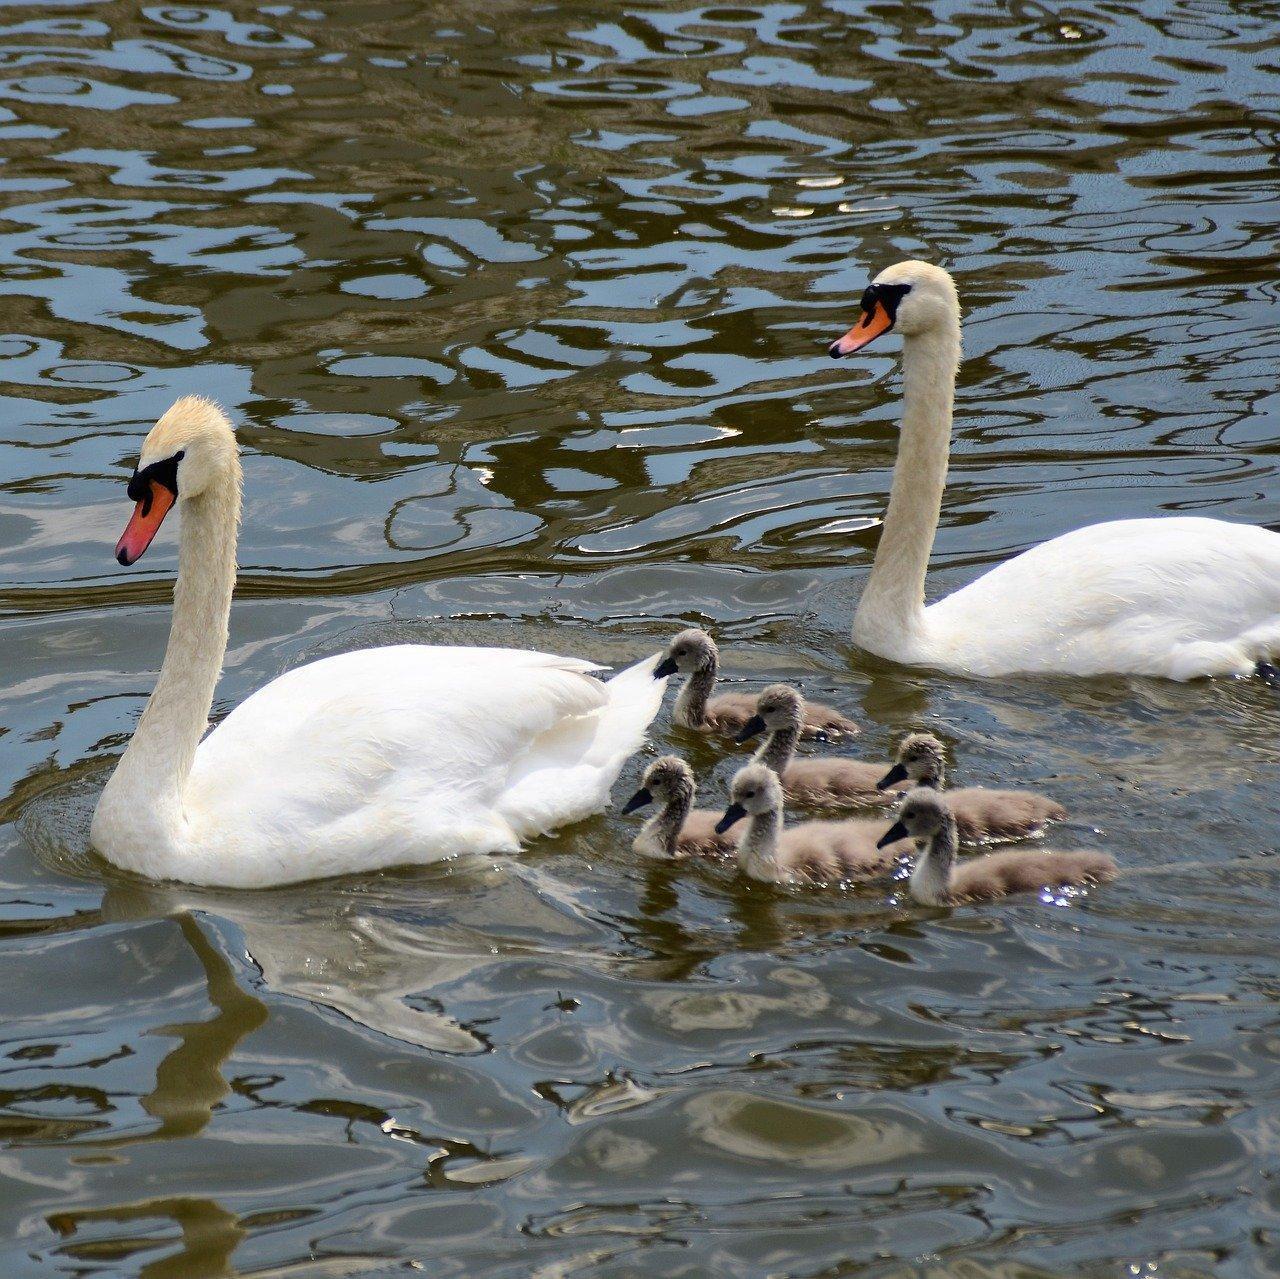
[93,463,240,873]
[908,816,958,906]
[853,321,960,656]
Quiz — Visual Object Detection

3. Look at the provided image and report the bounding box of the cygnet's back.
[948,847,1117,903]
[673,807,739,859]
[785,758,904,806]
[772,817,908,884]
[946,787,1067,843]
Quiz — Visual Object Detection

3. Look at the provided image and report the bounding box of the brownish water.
[2,2,1279,1275]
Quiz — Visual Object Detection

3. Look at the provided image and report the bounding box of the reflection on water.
[2,1,1279,1274]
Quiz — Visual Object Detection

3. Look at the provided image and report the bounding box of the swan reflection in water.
[21,764,610,1057]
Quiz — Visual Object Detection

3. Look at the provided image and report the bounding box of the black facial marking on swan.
[859,281,911,327]
[127,451,184,513]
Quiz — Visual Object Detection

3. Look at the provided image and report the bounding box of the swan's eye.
[128,450,185,504]
[865,282,912,324]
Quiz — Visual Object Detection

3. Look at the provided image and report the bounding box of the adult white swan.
[830,261,1280,680]
[89,397,667,888]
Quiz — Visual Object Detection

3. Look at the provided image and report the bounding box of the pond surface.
[2,2,1279,1275]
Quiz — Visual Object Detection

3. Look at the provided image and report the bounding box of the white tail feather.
[498,652,668,838]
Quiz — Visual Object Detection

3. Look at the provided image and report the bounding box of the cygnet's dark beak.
[877,762,909,791]
[734,714,767,744]
[877,819,909,849]
[621,787,653,816]
[715,802,747,835]
[653,656,678,680]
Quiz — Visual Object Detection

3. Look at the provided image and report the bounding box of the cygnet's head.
[716,764,783,834]
[828,261,959,358]
[877,732,946,791]
[734,683,803,744]
[621,755,694,815]
[877,786,952,848]
[116,396,238,566]
[654,627,718,679]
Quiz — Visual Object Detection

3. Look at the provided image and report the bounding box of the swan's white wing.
[926,518,1280,678]
[185,646,628,885]
[497,652,666,836]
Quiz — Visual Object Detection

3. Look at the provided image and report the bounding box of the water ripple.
[1,1,1278,1274]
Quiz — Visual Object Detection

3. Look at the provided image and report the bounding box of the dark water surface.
[2,1,1279,1274]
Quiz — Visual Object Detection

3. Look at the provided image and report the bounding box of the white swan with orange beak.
[90,397,667,887]
[831,261,1280,680]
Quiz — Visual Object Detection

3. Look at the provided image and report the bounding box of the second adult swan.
[830,261,1280,680]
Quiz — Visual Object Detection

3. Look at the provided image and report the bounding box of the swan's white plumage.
[175,647,663,887]
[842,260,1280,680]
[919,517,1280,679]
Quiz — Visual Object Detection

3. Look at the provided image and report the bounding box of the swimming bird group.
[86,260,1278,890]
[624,630,1114,903]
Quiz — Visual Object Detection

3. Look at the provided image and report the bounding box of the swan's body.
[739,684,903,808]
[899,520,1280,681]
[90,398,666,888]
[880,789,1116,906]
[877,732,1066,843]
[622,757,737,859]
[833,262,1280,679]
[656,629,859,739]
[716,765,908,886]
[173,646,663,884]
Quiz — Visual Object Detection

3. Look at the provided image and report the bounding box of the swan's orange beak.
[829,299,894,357]
[116,483,175,566]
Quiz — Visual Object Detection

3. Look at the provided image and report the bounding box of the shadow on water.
[79,914,267,1149]
[44,916,255,1276]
